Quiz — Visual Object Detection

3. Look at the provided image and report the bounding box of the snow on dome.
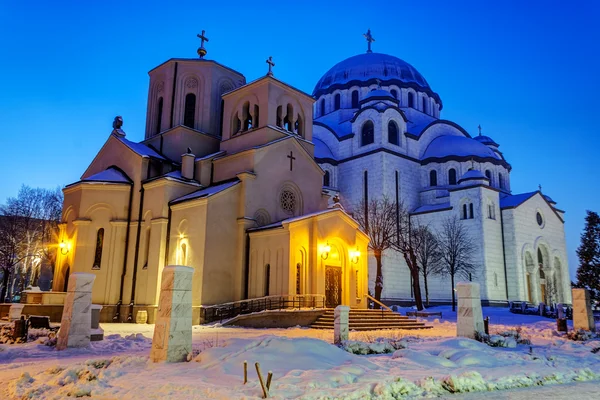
[313,52,441,106]
[458,169,488,183]
[313,137,336,161]
[474,135,499,147]
[362,89,397,102]
[543,194,557,204]
[422,135,501,162]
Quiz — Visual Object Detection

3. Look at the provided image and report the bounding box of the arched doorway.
[537,247,548,304]
[62,264,70,292]
[524,252,534,302]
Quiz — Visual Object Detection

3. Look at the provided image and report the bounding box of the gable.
[81,134,147,184]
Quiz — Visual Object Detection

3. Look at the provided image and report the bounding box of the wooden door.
[325,266,342,308]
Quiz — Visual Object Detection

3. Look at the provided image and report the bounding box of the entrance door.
[325,266,342,308]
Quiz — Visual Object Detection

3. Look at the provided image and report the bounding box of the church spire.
[197,30,209,59]
[363,29,375,53]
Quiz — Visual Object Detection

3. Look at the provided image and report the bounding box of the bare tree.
[354,197,396,307]
[0,186,62,302]
[436,217,477,311]
[414,225,442,306]
[391,203,426,311]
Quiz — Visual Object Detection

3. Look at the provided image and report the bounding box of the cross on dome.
[478,124,482,136]
[197,30,209,59]
[363,29,375,53]
[266,56,275,76]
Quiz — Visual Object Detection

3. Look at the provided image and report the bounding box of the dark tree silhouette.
[575,210,600,302]
[436,217,477,311]
[414,226,442,306]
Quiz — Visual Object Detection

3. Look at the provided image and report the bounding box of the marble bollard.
[56,273,96,350]
[572,288,595,332]
[91,304,104,341]
[456,282,484,339]
[334,305,350,345]
[557,303,565,320]
[8,304,25,321]
[150,265,194,363]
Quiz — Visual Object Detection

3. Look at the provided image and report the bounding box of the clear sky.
[1,1,598,280]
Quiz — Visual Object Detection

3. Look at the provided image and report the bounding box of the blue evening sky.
[1,1,598,280]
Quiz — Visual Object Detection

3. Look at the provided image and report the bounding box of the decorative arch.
[253,209,271,227]
[83,203,116,220]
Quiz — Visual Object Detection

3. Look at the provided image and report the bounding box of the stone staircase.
[310,308,431,331]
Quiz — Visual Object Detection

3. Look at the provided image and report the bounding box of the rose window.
[280,190,297,214]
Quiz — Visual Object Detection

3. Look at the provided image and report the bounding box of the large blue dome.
[313,52,442,106]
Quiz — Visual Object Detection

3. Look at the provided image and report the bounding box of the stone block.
[8,304,25,321]
[572,288,595,332]
[150,265,194,363]
[334,305,350,345]
[56,273,96,350]
[456,282,484,339]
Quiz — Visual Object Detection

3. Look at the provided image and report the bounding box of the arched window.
[351,90,359,108]
[422,96,428,113]
[361,121,374,146]
[319,99,325,116]
[469,203,474,219]
[448,168,457,185]
[296,263,302,295]
[408,92,415,108]
[429,170,437,186]
[142,227,151,269]
[276,105,283,127]
[390,89,398,99]
[295,114,303,136]
[498,173,504,189]
[242,102,252,131]
[253,104,260,128]
[92,228,104,270]
[323,170,330,187]
[264,264,271,296]
[462,204,468,220]
[388,121,399,145]
[334,93,341,110]
[155,97,163,134]
[485,170,492,183]
[184,93,196,128]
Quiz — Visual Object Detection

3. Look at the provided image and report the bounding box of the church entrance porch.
[325,266,342,308]
[247,209,369,309]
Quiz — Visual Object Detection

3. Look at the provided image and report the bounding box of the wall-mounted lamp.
[321,242,331,260]
[59,240,69,256]
[350,248,361,264]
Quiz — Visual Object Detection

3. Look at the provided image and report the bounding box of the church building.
[313,30,571,306]
[53,30,570,323]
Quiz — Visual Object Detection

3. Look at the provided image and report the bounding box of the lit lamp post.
[350,248,360,264]
[59,240,70,256]
[320,242,331,260]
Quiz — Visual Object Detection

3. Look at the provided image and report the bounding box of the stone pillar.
[334,305,350,345]
[150,265,194,363]
[91,304,104,341]
[56,273,96,350]
[456,282,484,339]
[8,304,25,321]
[572,288,595,332]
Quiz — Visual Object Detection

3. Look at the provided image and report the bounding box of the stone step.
[311,324,431,331]
[315,316,410,322]
[311,320,426,327]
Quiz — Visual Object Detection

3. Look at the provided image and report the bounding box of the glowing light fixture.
[350,248,361,264]
[321,242,331,260]
[59,240,69,256]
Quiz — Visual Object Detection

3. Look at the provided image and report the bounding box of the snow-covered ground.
[1,306,599,399]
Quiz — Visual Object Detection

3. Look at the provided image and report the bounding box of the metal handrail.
[365,294,394,313]
[199,294,327,324]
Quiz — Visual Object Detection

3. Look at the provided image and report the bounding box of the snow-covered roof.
[313,137,336,161]
[411,202,452,215]
[314,112,354,140]
[543,194,557,204]
[473,135,499,147]
[170,180,239,204]
[116,135,166,160]
[458,169,489,183]
[404,109,437,137]
[500,192,537,209]
[422,135,501,161]
[362,89,397,103]
[82,167,131,184]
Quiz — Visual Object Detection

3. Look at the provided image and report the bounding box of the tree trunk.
[374,250,383,309]
[451,273,456,312]
[0,269,9,303]
[424,274,430,306]
[411,267,424,310]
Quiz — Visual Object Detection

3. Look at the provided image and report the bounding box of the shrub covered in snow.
[340,338,407,355]
[475,328,530,348]
[567,329,599,342]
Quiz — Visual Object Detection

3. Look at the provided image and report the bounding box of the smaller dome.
[474,135,499,147]
[361,89,398,103]
[313,137,336,161]
[458,169,489,184]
